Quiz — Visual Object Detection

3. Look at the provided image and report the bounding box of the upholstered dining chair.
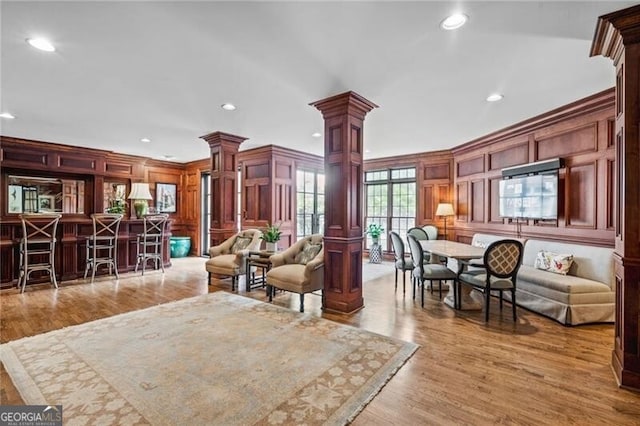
[422,225,438,240]
[406,234,457,307]
[407,227,429,241]
[458,239,524,322]
[265,234,324,312]
[205,229,262,290]
[389,231,414,293]
[18,213,62,293]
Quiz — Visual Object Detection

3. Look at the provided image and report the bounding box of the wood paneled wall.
[451,89,615,246]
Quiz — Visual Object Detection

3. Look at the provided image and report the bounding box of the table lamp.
[128,183,153,219]
[435,203,455,240]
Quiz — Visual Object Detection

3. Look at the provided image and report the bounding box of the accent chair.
[205,229,262,291]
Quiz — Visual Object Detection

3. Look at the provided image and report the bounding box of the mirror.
[104,182,127,214]
[7,175,85,214]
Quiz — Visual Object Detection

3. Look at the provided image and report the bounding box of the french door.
[296,170,325,240]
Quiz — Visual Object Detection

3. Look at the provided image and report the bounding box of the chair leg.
[299,294,305,312]
[208,272,211,285]
[395,269,398,290]
[438,280,442,300]
[402,270,406,294]
[484,289,491,322]
[512,289,517,322]
[499,290,504,310]
[421,279,425,308]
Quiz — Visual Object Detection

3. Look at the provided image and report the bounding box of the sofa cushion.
[534,250,574,275]
[518,265,612,294]
[266,264,323,293]
[205,254,240,274]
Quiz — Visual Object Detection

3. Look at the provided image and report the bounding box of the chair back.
[389,231,405,261]
[91,213,123,240]
[142,214,169,238]
[422,225,438,240]
[407,227,428,241]
[19,213,62,244]
[406,234,424,275]
[484,239,523,279]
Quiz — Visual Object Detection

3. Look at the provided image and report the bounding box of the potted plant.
[365,223,384,245]
[261,222,282,252]
[106,198,126,214]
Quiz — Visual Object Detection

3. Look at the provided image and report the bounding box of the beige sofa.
[509,239,614,325]
[465,234,614,325]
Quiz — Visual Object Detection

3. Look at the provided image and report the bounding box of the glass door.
[296,170,325,240]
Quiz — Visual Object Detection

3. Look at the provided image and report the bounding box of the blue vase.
[170,237,191,258]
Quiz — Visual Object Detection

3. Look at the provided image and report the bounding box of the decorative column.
[200,131,247,248]
[591,4,640,391]
[310,91,378,314]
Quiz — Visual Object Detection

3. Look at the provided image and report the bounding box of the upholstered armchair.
[265,234,324,312]
[205,229,262,290]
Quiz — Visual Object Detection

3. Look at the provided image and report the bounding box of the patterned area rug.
[1,292,418,425]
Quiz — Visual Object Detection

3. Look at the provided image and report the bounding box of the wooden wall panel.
[456,181,468,223]
[470,179,485,223]
[488,177,503,223]
[425,163,450,180]
[566,162,597,228]
[536,124,597,160]
[457,156,484,177]
[489,143,529,170]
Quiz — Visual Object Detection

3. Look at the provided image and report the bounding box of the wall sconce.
[435,203,455,240]
[128,183,153,219]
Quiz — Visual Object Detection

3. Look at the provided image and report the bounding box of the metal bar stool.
[18,213,62,293]
[84,213,123,283]
[135,213,168,275]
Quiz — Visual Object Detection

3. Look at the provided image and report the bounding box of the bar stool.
[84,213,123,283]
[135,213,169,275]
[18,213,62,293]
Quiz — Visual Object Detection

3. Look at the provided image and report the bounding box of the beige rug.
[1,292,418,425]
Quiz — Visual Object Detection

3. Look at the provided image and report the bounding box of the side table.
[245,250,275,292]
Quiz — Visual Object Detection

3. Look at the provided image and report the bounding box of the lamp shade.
[128,183,153,200]
[435,203,455,217]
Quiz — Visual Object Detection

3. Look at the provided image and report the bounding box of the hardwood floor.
[2,257,639,424]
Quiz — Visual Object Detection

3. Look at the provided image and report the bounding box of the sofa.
[465,233,615,325]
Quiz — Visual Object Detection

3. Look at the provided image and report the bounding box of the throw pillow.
[534,250,574,275]
[231,236,252,254]
[294,242,322,265]
[473,240,487,249]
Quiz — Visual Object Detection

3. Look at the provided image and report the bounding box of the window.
[296,170,325,240]
[365,168,416,251]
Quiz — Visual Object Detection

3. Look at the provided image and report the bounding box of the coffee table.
[245,250,276,291]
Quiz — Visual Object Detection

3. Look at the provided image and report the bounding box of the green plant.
[260,222,282,243]
[365,223,384,239]
[106,198,126,214]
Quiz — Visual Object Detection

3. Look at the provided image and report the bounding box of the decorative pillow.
[473,240,487,249]
[534,250,574,275]
[294,242,322,265]
[231,236,252,254]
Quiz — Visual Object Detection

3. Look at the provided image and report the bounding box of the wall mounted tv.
[499,173,558,219]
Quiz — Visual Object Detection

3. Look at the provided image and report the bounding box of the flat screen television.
[499,173,558,219]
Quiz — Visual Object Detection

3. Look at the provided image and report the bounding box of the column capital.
[591,4,640,62]
[310,91,378,120]
[199,131,248,148]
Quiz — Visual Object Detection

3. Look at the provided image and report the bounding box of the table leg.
[443,259,483,311]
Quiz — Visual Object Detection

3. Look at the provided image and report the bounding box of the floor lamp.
[435,203,455,240]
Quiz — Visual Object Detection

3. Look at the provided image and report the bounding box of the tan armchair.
[205,229,262,290]
[266,234,324,312]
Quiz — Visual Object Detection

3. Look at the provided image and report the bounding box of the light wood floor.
[2,257,639,425]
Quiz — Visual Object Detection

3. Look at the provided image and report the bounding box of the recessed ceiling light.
[0,112,16,119]
[440,13,468,30]
[26,37,56,52]
[140,138,151,143]
[311,132,322,138]
[365,149,371,154]
[163,155,175,160]
[221,103,236,111]
[486,93,504,102]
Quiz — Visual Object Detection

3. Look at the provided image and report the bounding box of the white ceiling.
[1,1,636,163]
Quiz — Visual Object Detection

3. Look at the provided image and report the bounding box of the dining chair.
[406,234,457,308]
[422,225,438,240]
[18,213,62,293]
[389,231,414,293]
[407,227,429,240]
[135,213,169,275]
[84,213,123,283]
[458,239,523,322]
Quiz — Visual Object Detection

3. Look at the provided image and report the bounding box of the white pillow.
[473,240,487,248]
[534,250,574,275]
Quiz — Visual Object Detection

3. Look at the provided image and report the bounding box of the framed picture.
[8,185,23,213]
[38,195,56,212]
[156,183,177,213]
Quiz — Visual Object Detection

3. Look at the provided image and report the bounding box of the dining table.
[419,240,486,310]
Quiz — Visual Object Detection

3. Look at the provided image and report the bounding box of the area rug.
[1,292,418,425]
